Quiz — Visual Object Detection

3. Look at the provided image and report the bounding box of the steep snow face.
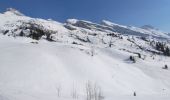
[0,10,30,31]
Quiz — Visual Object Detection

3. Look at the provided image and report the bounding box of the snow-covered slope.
[0,9,170,100]
[101,20,170,39]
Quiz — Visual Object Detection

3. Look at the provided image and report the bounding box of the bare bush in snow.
[56,85,62,97]
[71,83,79,99]
[85,81,104,100]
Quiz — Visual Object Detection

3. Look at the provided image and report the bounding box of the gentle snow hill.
[0,9,170,100]
[0,35,170,100]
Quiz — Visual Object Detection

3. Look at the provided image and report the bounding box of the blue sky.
[0,0,170,32]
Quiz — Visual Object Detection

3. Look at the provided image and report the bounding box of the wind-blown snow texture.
[0,9,170,100]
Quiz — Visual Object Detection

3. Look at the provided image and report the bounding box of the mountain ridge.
[1,8,169,38]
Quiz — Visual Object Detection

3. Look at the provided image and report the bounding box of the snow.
[0,9,170,100]
[66,19,78,24]
[4,8,25,16]
[101,20,170,39]
[0,35,170,100]
[102,20,127,28]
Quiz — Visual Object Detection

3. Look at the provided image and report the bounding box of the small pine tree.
[163,65,168,70]
[155,42,170,56]
[130,56,136,63]
[165,47,170,56]
[133,92,136,96]
[138,53,141,58]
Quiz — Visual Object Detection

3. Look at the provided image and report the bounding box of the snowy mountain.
[0,9,170,100]
[101,20,170,39]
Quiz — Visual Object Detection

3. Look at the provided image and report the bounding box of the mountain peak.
[66,19,78,24]
[4,8,24,16]
[101,20,118,26]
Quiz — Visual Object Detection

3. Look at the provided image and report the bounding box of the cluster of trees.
[7,20,57,41]
[155,42,170,56]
